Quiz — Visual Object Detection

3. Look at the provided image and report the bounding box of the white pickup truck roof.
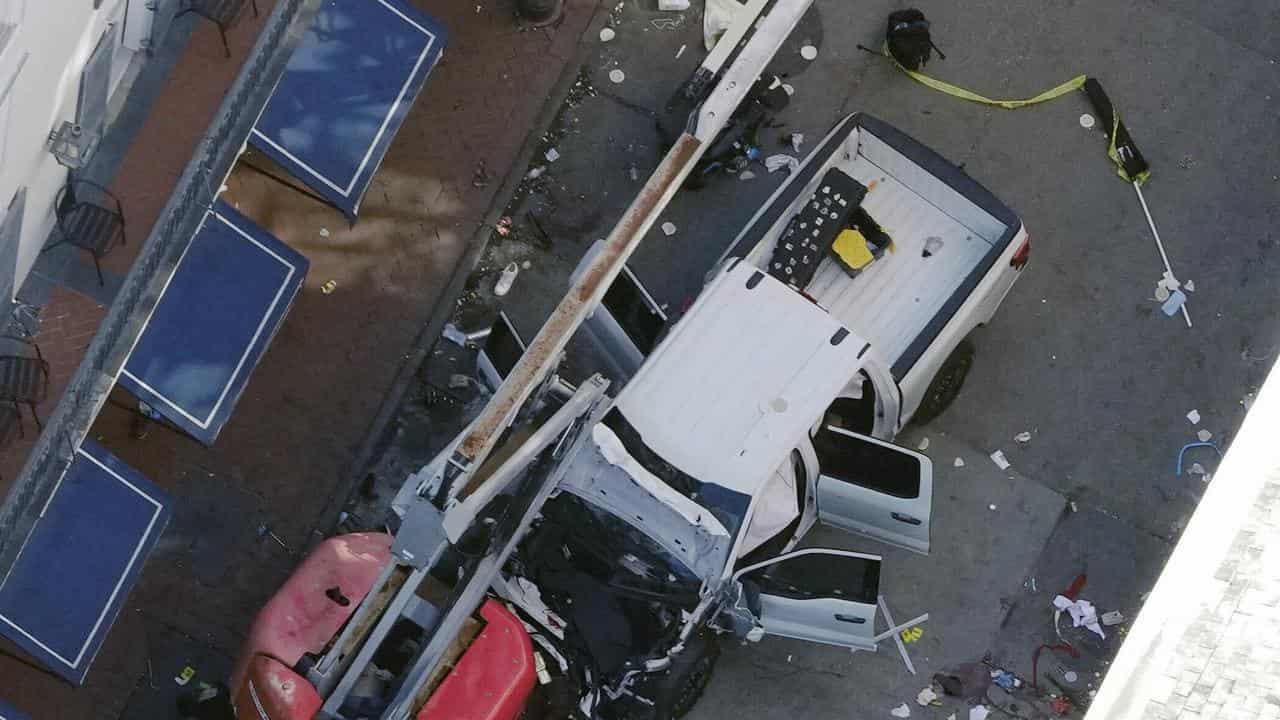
[613,260,866,504]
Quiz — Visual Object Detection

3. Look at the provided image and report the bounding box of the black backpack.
[886,9,943,70]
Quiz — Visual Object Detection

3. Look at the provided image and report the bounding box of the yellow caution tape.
[1107,112,1151,185]
[879,44,1086,110]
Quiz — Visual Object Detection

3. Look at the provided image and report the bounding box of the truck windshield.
[601,408,750,537]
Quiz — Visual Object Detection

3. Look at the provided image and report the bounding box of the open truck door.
[812,425,933,554]
[733,548,882,651]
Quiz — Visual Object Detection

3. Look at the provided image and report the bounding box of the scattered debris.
[1175,441,1220,476]
[257,525,292,552]
[765,154,800,173]
[627,163,640,181]
[1160,289,1187,317]
[1184,279,1195,292]
[1014,431,1032,443]
[969,706,990,720]
[1188,462,1205,476]
[545,147,561,163]
[800,44,819,61]
[788,132,805,152]
[1053,595,1105,639]
[891,703,912,718]
[901,626,923,643]
[1050,696,1073,716]
[494,261,519,296]
[1079,113,1095,129]
[1024,577,1038,592]
[988,504,998,511]
[521,260,533,270]
[526,165,546,179]
[448,374,472,389]
[321,280,338,295]
[495,216,513,237]
[175,665,196,686]
[675,43,687,59]
[990,450,1010,470]
[991,670,1019,690]
[442,323,469,347]
[609,69,626,83]
[658,0,689,9]
[922,236,944,257]
[1069,501,1078,512]
[953,457,965,468]
[916,687,938,706]
[739,170,757,181]
[917,437,930,451]
[472,160,491,188]
[1062,669,1078,683]
[1197,429,1213,442]
[651,16,683,30]
[661,221,677,236]
[1186,409,1200,424]
[599,27,615,42]
[1101,610,1125,626]
[318,227,331,238]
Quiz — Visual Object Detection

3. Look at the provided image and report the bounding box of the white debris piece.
[658,0,689,10]
[1079,113,1096,129]
[789,132,805,152]
[954,457,965,468]
[917,437,930,451]
[675,43,687,59]
[494,262,519,297]
[599,27,615,42]
[609,69,626,84]
[1184,279,1196,292]
[1101,610,1125,626]
[1014,431,1032,443]
[1053,595,1106,639]
[319,227,331,238]
[526,166,545,179]
[1186,409,1201,424]
[1198,429,1213,443]
[1188,462,1206,476]
[765,154,800,174]
[545,147,561,163]
[988,504,998,511]
[916,687,938,706]
[948,715,958,720]
[800,44,819,60]
[661,222,677,236]
[969,706,990,720]
[990,450,1010,470]
[738,170,756,181]
[891,703,912,718]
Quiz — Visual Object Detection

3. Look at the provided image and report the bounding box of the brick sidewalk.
[0,0,601,717]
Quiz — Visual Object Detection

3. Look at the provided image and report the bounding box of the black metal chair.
[177,0,260,58]
[0,335,50,436]
[47,179,127,286]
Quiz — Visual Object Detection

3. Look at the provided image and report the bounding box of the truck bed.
[735,114,1021,379]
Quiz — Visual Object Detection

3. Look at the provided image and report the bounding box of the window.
[602,267,666,355]
[812,426,921,499]
[747,552,880,603]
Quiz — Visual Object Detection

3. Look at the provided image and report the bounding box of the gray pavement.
[365,0,1280,716]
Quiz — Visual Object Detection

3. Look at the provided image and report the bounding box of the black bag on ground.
[886,9,937,70]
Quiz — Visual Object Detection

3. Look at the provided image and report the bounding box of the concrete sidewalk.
[0,0,605,717]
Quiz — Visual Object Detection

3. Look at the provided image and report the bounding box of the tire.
[669,644,717,719]
[911,338,975,425]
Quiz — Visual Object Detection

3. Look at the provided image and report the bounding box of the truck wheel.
[666,631,719,719]
[912,338,975,425]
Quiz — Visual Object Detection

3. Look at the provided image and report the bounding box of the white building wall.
[0,0,155,302]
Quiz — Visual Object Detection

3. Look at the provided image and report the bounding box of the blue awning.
[249,0,447,219]
[118,200,308,445]
[0,441,170,685]
[0,699,31,720]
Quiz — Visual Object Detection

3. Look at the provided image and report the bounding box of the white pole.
[1133,182,1192,328]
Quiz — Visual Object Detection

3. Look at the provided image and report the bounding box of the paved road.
[444,0,1279,712]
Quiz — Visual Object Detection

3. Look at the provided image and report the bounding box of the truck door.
[733,548,881,650]
[811,425,932,554]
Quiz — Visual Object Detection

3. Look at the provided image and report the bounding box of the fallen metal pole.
[1133,181,1191,327]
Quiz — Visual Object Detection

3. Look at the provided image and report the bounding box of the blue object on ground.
[249,0,447,220]
[0,440,170,685]
[117,200,308,445]
[1176,441,1221,476]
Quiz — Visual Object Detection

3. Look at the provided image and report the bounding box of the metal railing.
[0,0,315,570]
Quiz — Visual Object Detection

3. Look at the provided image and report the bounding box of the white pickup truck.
[581,112,1030,434]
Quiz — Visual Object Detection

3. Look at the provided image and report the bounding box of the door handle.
[891,512,922,525]
[834,613,866,624]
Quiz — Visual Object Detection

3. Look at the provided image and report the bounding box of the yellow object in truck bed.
[832,228,875,272]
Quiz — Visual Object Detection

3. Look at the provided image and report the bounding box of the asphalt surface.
[370,0,1278,715]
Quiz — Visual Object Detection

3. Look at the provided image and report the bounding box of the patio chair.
[177,0,260,58]
[47,179,126,286]
[0,335,50,435]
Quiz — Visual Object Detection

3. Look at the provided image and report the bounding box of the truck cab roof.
[609,261,867,532]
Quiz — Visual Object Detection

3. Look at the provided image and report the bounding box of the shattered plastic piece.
[948,715,957,720]
[599,27,615,42]
[494,262,519,297]
[992,671,1017,690]
[321,280,337,295]
[1014,431,1032,443]
[318,227,331,238]
[1197,429,1213,443]
[917,437,930,451]
[1162,270,1180,291]
[765,154,800,174]
[800,44,818,60]
[1154,283,1171,302]
[1079,113,1095,129]
[969,706,990,720]
[1188,462,1206,476]
[988,504,998,511]
[1186,409,1201,424]
[1161,289,1187,316]
[658,0,689,9]
[609,69,626,84]
[495,216,513,237]
[922,237,944,257]
[891,703,912,718]
[526,165,545,179]
[442,323,468,347]
[739,170,756,181]
[916,687,938,706]
[954,457,965,468]
[545,147,560,162]
[1101,610,1125,626]
[661,222,677,237]
[675,43,687,59]
[175,666,196,686]
[789,132,805,152]
[990,450,1010,470]
[1184,279,1195,292]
